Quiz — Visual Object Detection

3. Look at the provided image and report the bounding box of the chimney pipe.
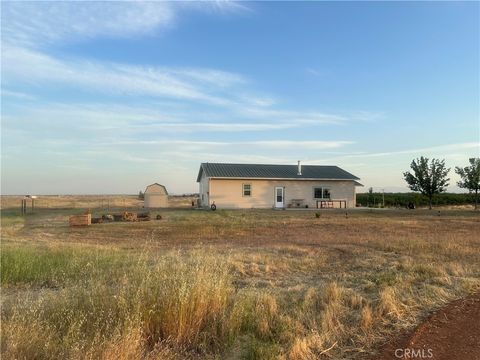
[297,160,302,175]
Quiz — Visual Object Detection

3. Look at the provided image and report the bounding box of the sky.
[1,1,479,195]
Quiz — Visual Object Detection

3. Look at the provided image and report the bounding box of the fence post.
[21,199,27,215]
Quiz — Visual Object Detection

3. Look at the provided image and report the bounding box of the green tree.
[455,158,480,210]
[403,157,450,209]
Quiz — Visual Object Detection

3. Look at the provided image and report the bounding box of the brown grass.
[1,195,479,359]
[0,194,197,210]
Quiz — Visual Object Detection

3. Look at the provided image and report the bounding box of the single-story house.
[144,183,168,208]
[196,162,362,209]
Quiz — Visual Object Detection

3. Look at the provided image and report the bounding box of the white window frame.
[242,183,252,197]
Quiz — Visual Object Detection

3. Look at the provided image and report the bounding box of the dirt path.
[374,292,480,360]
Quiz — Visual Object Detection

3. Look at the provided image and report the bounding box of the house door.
[274,187,284,208]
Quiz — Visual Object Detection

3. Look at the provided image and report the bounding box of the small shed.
[144,183,168,208]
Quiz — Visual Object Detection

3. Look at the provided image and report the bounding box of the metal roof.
[197,163,360,182]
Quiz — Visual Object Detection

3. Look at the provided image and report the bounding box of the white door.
[275,187,284,208]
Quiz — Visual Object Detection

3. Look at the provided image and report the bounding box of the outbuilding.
[144,183,168,208]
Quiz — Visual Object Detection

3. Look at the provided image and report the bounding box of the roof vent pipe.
[297,160,302,175]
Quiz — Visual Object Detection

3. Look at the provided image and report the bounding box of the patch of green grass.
[0,244,130,287]
[0,211,25,226]
[242,336,280,360]
[369,270,399,287]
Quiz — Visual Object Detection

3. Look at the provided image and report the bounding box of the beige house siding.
[144,183,168,208]
[206,179,356,209]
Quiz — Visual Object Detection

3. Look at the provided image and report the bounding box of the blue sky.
[1,1,479,194]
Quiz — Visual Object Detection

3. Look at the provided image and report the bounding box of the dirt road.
[374,292,480,360]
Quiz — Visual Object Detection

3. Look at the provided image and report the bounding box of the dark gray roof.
[197,163,360,182]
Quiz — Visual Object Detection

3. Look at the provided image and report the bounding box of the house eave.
[208,177,360,181]
[196,164,205,183]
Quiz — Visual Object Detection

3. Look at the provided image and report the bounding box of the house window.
[243,183,252,197]
[323,188,331,199]
[314,187,331,199]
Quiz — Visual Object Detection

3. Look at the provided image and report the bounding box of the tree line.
[390,157,479,210]
[357,192,477,208]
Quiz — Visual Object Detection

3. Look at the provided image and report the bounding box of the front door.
[274,187,284,208]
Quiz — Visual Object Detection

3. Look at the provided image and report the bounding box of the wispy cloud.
[306,68,321,76]
[1,0,378,125]
[4,44,366,125]
[1,2,176,47]
[2,42,378,131]
[304,143,480,169]
[2,102,334,138]
[1,1,250,48]
[241,140,353,149]
[342,142,479,158]
[126,122,298,132]
[237,106,383,125]
[195,1,252,14]
[57,139,355,171]
[1,89,36,100]
[2,45,242,105]
[1,0,379,130]
[238,107,348,124]
[99,139,353,150]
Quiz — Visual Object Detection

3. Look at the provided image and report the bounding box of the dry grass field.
[0,195,195,210]
[1,195,479,359]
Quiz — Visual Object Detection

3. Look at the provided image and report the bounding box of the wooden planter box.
[69,214,91,227]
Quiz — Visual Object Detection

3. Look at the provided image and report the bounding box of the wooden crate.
[69,214,91,226]
[122,212,137,221]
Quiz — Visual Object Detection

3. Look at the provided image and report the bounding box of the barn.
[197,162,362,209]
[143,183,168,208]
